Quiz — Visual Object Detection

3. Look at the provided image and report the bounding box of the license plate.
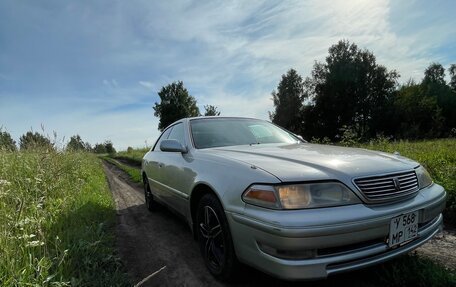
[388,211,418,247]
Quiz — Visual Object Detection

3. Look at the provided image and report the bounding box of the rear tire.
[143,177,155,212]
[196,193,238,280]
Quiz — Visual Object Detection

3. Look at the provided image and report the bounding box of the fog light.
[258,242,316,260]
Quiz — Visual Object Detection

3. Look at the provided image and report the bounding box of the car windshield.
[190,118,299,149]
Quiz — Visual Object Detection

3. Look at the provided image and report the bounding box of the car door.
[144,127,172,202]
[159,122,195,216]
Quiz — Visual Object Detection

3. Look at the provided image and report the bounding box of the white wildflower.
[26,240,45,247]
[17,234,36,240]
[0,179,11,186]
[16,218,33,227]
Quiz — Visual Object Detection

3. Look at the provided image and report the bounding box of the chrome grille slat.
[398,178,417,183]
[399,181,418,189]
[372,191,415,200]
[398,173,416,179]
[356,181,394,187]
[354,171,419,203]
[356,178,393,184]
[397,174,415,179]
[361,184,395,191]
[398,178,417,185]
[366,185,418,197]
[363,188,397,194]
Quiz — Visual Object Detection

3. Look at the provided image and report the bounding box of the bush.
[0,129,16,151]
[19,131,54,151]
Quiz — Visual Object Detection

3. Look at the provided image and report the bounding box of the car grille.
[354,171,419,203]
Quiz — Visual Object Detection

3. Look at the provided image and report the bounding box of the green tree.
[93,143,107,154]
[104,140,116,154]
[269,69,305,134]
[153,81,200,131]
[0,128,16,151]
[84,142,92,152]
[66,135,86,151]
[303,40,399,140]
[421,63,456,135]
[394,80,444,138]
[423,63,445,85]
[19,131,53,150]
[204,105,220,116]
[448,64,456,92]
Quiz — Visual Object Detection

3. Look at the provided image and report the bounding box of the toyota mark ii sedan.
[141,117,446,280]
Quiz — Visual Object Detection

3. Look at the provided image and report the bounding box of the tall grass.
[114,148,149,166]
[0,150,130,286]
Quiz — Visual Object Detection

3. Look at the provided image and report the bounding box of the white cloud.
[102,79,119,89]
[139,81,155,90]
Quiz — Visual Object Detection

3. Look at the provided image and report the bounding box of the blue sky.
[1,0,455,150]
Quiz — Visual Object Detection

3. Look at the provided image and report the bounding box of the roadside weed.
[0,150,130,286]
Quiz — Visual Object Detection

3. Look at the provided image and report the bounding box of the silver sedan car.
[141,117,446,280]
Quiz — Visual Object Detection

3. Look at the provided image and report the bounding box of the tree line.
[2,39,454,151]
[152,40,455,142]
[0,128,116,154]
[270,40,456,142]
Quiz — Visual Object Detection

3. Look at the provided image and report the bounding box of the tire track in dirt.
[103,162,224,287]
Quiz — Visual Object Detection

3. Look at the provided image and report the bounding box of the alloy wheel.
[199,205,225,271]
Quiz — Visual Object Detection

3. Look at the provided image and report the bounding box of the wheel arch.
[142,171,148,184]
[190,183,223,239]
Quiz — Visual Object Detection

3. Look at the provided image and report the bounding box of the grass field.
[114,148,149,167]
[0,150,130,286]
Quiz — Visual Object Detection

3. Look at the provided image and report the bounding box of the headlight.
[242,182,361,209]
[416,166,433,189]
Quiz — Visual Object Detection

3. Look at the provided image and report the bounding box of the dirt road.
[103,163,223,287]
[103,162,455,287]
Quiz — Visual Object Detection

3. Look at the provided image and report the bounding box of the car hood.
[204,143,419,182]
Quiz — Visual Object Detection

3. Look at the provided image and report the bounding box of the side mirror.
[297,135,306,142]
[160,139,187,153]
[292,133,306,143]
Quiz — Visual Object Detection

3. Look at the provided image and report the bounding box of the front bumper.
[226,183,446,280]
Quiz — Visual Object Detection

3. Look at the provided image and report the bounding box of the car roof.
[186,116,260,121]
[166,116,264,128]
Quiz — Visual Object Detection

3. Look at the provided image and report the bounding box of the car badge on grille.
[393,177,401,191]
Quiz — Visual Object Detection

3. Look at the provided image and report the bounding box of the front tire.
[143,177,155,212]
[196,194,238,280]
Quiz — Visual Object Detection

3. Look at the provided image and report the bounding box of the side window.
[152,127,172,151]
[168,123,185,145]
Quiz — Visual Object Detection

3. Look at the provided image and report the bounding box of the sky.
[0,0,455,150]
